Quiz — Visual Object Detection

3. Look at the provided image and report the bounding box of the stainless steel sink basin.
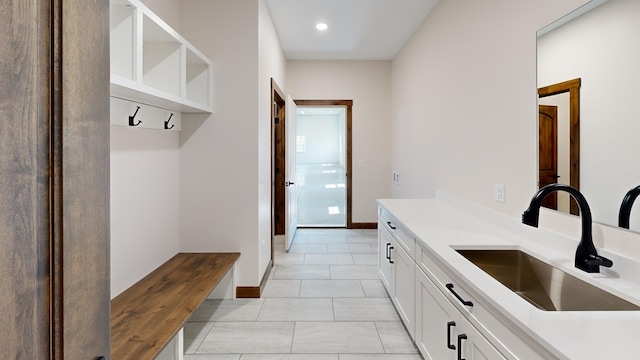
[456,249,640,311]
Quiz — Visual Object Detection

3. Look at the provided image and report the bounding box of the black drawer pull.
[387,221,396,230]
[446,283,473,307]
[385,243,391,260]
[447,321,456,350]
[457,334,467,360]
[389,246,394,264]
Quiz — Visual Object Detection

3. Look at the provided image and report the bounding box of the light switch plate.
[495,184,505,203]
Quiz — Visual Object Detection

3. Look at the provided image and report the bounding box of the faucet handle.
[585,254,613,268]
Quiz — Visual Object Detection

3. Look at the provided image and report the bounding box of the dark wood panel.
[111,253,240,360]
[0,2,52,358]
[351,223,378,230]
[236,286,262,298]
[51,0,111,358]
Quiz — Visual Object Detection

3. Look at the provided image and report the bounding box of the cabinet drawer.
[417,245,476,315]
[379,209,416,260]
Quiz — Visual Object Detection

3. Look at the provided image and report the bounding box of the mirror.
[537,0,640,232]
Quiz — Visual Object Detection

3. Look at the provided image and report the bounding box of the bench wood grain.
[111,252,240,360]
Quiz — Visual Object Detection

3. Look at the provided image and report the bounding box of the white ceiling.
[264,0,439,60]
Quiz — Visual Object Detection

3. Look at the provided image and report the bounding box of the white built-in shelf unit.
[110,0,212,113]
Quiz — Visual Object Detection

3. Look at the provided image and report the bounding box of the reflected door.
[539,104,559,209]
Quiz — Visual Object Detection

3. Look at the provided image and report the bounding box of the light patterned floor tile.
[274,265,331,279]
[352,254,377,265]
[375,322,419,353]
[300,280,364,298]
[289,244,329,254]
[257,298,334,321]
[306,235,348,244]
[333,298,400,321]
[190,299,264,322]
[328,244,374,254]
[330,265,378,279]
[184,354,241,360]
[198,322,294,354]
[261,280,301,297]
[361,280,389,298]
[240,355,338,360]
[304,254,354,265]
[292,322,384,353]
[338,355,423,360]
[184,321,215,354]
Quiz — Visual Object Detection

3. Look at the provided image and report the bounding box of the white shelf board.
[111,74,211,113]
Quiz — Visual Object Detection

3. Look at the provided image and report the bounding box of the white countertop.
[378,197,640,360]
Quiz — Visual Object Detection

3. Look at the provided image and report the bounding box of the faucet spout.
[522,184,612,273]
[618,185,640,229]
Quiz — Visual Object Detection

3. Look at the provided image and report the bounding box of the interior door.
[538,104,558,210]
[285,95,298,250]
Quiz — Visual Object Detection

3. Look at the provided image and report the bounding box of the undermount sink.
[456,249,640,311]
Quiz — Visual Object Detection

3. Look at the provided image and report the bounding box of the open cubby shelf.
[109,0,212,113]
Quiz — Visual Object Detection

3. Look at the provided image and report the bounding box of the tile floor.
[184,228,423,360]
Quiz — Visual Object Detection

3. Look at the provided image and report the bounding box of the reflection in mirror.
[537,0,640,232]
[538,79,580,216]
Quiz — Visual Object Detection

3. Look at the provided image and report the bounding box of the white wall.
[110,0,183,298]
[390,0,590,217]
[537,0,640,231]
[287,61,392,223]
[258,0,287,278]
[179,0,286,286]
[110,127,180,298]
[179,0,259,288]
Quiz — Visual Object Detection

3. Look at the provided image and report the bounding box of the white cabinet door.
[416,266,458,360]
[392,242,415,338]
[415,267,506,360]
[378,222,394,294]
[458,317,507,360]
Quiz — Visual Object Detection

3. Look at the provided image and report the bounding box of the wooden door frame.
[294,99,354,229]
[271,80,287,240]
[538,78,580,215]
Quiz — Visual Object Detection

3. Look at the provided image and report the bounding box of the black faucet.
[522,183,613,273]
[618,185,640,229]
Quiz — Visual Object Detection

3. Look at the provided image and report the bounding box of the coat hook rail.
[129,106,142,126]
[164,113,175,130]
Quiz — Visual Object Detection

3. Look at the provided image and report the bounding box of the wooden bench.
[111,252,240,360]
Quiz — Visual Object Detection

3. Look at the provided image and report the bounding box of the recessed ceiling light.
[316,23,328,31]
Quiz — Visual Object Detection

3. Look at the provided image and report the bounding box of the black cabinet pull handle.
[389,246,394,264]
[387,221,396,230]
[457,334,467,360]
[447,321,456,350]
[385,243,391,260]
[446,283,473,307]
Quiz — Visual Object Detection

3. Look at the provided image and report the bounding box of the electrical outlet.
[393,171,400,185]
[495,184,505,203]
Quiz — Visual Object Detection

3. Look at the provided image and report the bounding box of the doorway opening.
[295,100,353,228]
[296,107,346,227]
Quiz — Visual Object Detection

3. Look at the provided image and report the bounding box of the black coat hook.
[129,106,142,126]
[164,113,175,129]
